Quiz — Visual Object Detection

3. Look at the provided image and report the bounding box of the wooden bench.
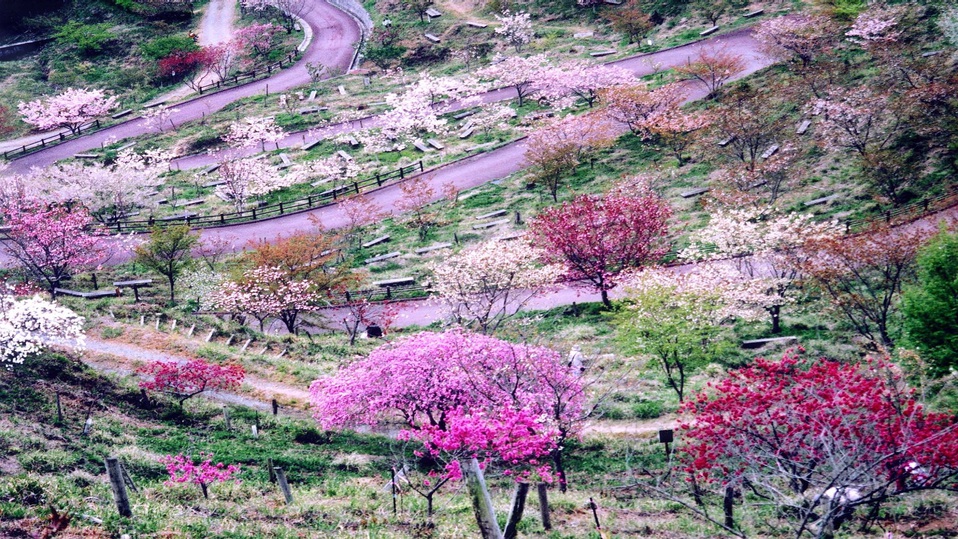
[466,21,488,28]
[54,288,118,299]
[803,194,839,207]
[299,107,320,115]
[590,50,616,57]
[412,140,432,152]
[573,31,595,39]
[680,188,710,198]
[362,235,391,248]
[278,153,292,169]
[172,198,204,208]
[473,218,509,230]
[921,50,943,57]
[203,180,226,188]
[116,142,136,152]
[761,144,780,159]
[459,127,474,139]
[796,120,812,135]
[415,243,452,255]
[425,7,441,17]
[745,8,764,18]
[427,138,445,150]
[477,209,507,220]
[718,136,736,147]
[345,136,360,147]
[373,277,415,287]
[424,33,441,43]
[741,336,798,349]
[111,109,133,119]
[202,163,221,174]
[159,212,199,221]
[700,26,720,36]
[320,185,351,197]
[113,279,153,302]
[307,90,317,101]
[365,252,402,264]
[338,85,347,95]
[74,153,99,159]
[497,233,523,242]
[453,110,477,120]
[302,139,322,151]
[336,150,353,161]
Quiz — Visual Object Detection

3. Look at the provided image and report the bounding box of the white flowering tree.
[216,158,298,212]
[39,149,170,224]
[477,54,549,107]
[431,239,562,335]
[0,291,85,365]
[537,62,634,110]
[681,208,842,333]
[214,266,322,333]
[224,116,286,151]
[140,105,180,133]
[494,10,534,52]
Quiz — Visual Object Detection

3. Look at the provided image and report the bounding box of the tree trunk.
[462,458,504,539]
[537,483,552,530]
[723,486,734,529]
[167,275,176,303]
[770,305,781,334]
[504,482,530,539]
[600,289,612,309]
[552,448,568,493]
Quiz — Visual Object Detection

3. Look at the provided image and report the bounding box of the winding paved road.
[4,0,360,174]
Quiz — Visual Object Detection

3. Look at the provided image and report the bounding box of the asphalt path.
[5,0,361,174]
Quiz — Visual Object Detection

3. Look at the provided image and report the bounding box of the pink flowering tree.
[18,88,117,135]
[675,45,746,98]
[601,82,685,136]
[431,238,562,334]
[643,107,711,165]
[754,15,834,69]
[494,10,534,52]
[159,452,240,499]
[477,54,549,107]
[0,290,85,365]
[528,192,672,308]
[0,202,105,298]
[205,42,240,81]
[310,329,589,493]
[215,265,323,333]
[537,62,634,110]
[235,22,282,57]
[524,113,618,201]
[139,358,245,406]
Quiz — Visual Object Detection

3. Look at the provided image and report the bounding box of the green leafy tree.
[134,226,199,304]
[902,228,958,376]
[141,35,200,61]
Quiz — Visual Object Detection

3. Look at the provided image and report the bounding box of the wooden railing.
[108,160,424,233]
[2,120,100,160]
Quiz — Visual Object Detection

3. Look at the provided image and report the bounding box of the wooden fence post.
[537,483,552,530]
[274,467,293,504]
[503,482,530,539]
[462,458,504,539]
[105,457,133,517]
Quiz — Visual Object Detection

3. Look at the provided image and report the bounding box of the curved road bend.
[5,0,361,174]
[170,26,772,170]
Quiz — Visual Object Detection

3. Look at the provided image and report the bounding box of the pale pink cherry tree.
[140,104,180,133]
[338,193,384,247]
[754,15,834,69]
[642,107,711,166]
[0,201,105,298]
[234,22,282,57]
[600,82,684,136]
[430,238,563,334]
[809,87,902,159]
[675,45,746,98]
[524,113,618,201]
[205,42,241,81]
[680,207,842,333]
[224,116,286,151]
[18,88,117,135]
[139,358,245,406]
[159,452,240,499]
[40,148,170,225]
[216,157,283,212]
[537,62,635,110]
[214,265,323,333]
[468,104,517,136]
[477,54,549,107]
[396,177,437,241]
[494,10,534,52]
[846,3,907,45]
[0,290,85,365]
[528,192,672,308]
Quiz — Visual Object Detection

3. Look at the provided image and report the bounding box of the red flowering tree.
[159,452,240,498]
[0,201,105,298]
[139,358,245,406]
[677,350,958,538]
[529,193,671,308]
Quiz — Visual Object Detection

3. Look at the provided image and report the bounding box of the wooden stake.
[223,407,231,430]
[105,457,132,517]
[205,329,215,342]
[187,324,196,337]
[274,467,293,504]
[537,483,552,530]
[268,458,276,483]
[55,392,63,423]
[271,399,279,416]
[503,482,529,539]
[462,458,503,539]
[240,338,252,352]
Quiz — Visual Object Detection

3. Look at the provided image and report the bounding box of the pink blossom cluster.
[159,452,240,498]
[18,88,117,135]
[139,358,245,404]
